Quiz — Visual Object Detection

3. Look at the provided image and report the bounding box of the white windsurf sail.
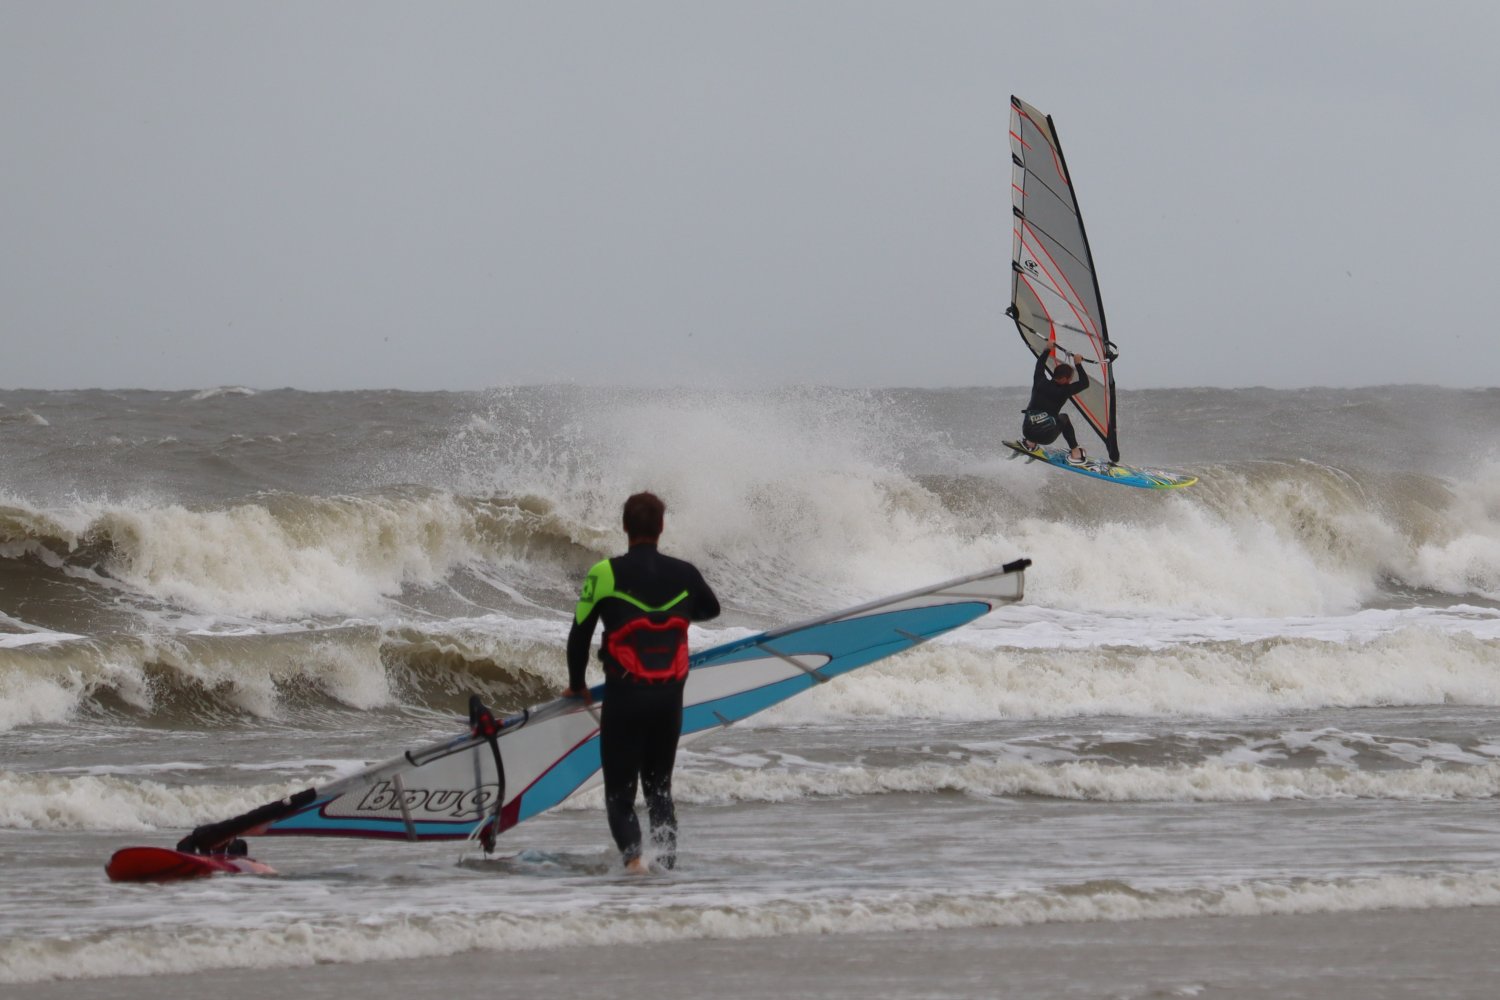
[171,560,1031,851]
[1007,95,1121,463]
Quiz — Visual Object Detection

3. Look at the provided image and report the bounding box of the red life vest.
[605,614,691,683]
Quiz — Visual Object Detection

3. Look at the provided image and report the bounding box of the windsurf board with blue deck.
[107,559,1031,880]
[1003,440,1196,490]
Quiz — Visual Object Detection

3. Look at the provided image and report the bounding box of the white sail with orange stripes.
[1007,95,1121,463]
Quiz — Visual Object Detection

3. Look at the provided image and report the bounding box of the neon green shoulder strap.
[573,557,690,624]
[574,559,616,624]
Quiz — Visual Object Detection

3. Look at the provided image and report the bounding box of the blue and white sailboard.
[126,560,1028,871]
[1002,440,1196,490]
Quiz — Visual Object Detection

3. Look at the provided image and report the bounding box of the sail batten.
[1008,95,1120,463]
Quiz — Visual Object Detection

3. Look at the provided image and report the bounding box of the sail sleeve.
[1008,95,1121,463]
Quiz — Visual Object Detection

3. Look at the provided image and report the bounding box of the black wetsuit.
[567,542,720,867]
[1021,351,1090,449]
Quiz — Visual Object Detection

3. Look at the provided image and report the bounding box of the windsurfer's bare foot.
[625,856,649,874]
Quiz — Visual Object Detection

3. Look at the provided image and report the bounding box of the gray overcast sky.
[2,1,1497,390]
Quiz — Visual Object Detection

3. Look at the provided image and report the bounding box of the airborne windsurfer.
[562,491,720,872]
[1021,349,1090,464]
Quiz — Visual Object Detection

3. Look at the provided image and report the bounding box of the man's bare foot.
[625,856,650,874]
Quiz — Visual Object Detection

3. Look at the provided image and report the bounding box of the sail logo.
[355,780,499,819]
[1022,259,1040,275]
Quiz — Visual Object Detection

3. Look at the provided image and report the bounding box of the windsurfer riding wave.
[1020,349,1090,464]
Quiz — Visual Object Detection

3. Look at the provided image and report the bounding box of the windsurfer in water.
[1021,349,1090,465]
[562,491,720,872]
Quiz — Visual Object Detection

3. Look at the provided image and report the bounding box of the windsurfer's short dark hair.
[623,492,665,540]
[1052,363,1075,381]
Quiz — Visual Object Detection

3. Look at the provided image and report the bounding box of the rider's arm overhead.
[1067,357,1090,396]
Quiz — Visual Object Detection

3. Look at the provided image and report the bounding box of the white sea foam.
[1001,500,1379,617]
[0,629,87,648]
[0,407,50,426]
[5,869,1500,983]
[95,495,484,618]
[976,603,1500,651]
[0,625,394,731]
[1407,464,1500,600]
[472,395,1500,618]
[760,626,1500,724]
[0,771,293,832]
[668,758,1500,806]
[185,386,258,401]
[0,605,589,733]
[520,390,997,616]
[0,668,90,731]
[0,638,153,730]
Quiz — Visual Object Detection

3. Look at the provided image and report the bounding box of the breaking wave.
[0,618,569,732]
[1,456,1498,636]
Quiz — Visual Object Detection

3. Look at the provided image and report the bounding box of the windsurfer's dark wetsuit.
[567,543,720,868]
[1021,350,1089,449]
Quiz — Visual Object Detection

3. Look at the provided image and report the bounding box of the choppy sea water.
[2,384,1499,986]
